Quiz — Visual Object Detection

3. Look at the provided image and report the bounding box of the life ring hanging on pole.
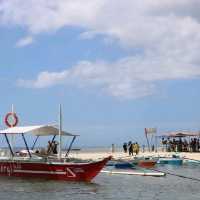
[4,112,19,127]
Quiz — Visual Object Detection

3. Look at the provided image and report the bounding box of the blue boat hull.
[115,162,134,169]
[158,158,183,165]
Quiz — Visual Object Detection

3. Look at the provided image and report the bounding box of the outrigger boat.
[157,156,183,165]
[0,108,111,182]
[0,125,111,181]
[113,157,157,170]
[157,158,183,165]
[132,157,157,168]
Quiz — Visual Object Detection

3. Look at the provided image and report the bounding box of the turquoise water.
[0,164,200,200]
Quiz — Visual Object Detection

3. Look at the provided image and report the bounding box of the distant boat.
[115,162,135,169]
[113,157,157,169]
[157,157,183,165]
[132,157,157,168]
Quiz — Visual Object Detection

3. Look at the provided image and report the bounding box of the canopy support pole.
[22,133,32,158]
[51,135,56,143]
[58,104,62,160]
[31,135,39,150]
[11,104,15,151]
[65,136,76,157]
[4,133,14,157]
[145,128,151,152]
[155,136,158,152]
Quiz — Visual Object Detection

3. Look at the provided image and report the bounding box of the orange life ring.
[4,112,18,127]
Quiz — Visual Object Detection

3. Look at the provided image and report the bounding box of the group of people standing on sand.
[162,137,200,152]
[123,141,140,156]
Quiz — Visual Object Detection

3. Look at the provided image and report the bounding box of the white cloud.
[1,1,200,54]
[16,36,34,47]
[1,1,200,57]
[0,0,104,33]
[17,70,70,88]
[1,1,200,46]
[1,0,200,98]
[17,56,200,99]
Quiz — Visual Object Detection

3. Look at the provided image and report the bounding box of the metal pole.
[155,136,158,152]
[22,133,31,158]
[58,104,62,160]
[31,135,39,150]
[51,135,56,143]
[65,136,76,157]
[4,134,14,157]
[154,129,157,152]
[145,128,150,152]
[11,104,15,151]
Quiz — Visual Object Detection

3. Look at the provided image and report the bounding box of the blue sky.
[1,0,200,147]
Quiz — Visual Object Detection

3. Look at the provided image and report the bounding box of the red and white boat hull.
[0,156,111,182]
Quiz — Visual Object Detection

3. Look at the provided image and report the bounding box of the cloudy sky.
[1,0,200,146]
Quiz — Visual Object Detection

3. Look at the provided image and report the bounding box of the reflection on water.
[0,164,200,200]
[0,178,94,199]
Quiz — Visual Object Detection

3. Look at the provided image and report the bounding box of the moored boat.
[114,162,135,169]
[157,157,183,165]
[132,157,157,168]
[0,154,111,181]
[0,108,111,182]
[113,156,157,169]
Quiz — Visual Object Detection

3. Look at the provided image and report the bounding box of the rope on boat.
[137,166,200,182]
[111,155,200,181]
[183,157,200,163]
[153,168,200,182]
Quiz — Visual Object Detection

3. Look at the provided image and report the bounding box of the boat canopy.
[0,125,79,137]
[159,131,200,138]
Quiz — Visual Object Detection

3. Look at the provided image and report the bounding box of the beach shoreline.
[69,149,200,161]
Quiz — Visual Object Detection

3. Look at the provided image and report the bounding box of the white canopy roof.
[0,125,79,137]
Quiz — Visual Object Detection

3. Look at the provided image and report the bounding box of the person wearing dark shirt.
[128,141,133,156]
[123,143,127,153]
[52,141,58,154]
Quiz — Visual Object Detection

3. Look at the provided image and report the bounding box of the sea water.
[0,164,200,200]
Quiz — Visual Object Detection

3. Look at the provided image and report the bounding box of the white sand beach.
[69,148,200,161]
